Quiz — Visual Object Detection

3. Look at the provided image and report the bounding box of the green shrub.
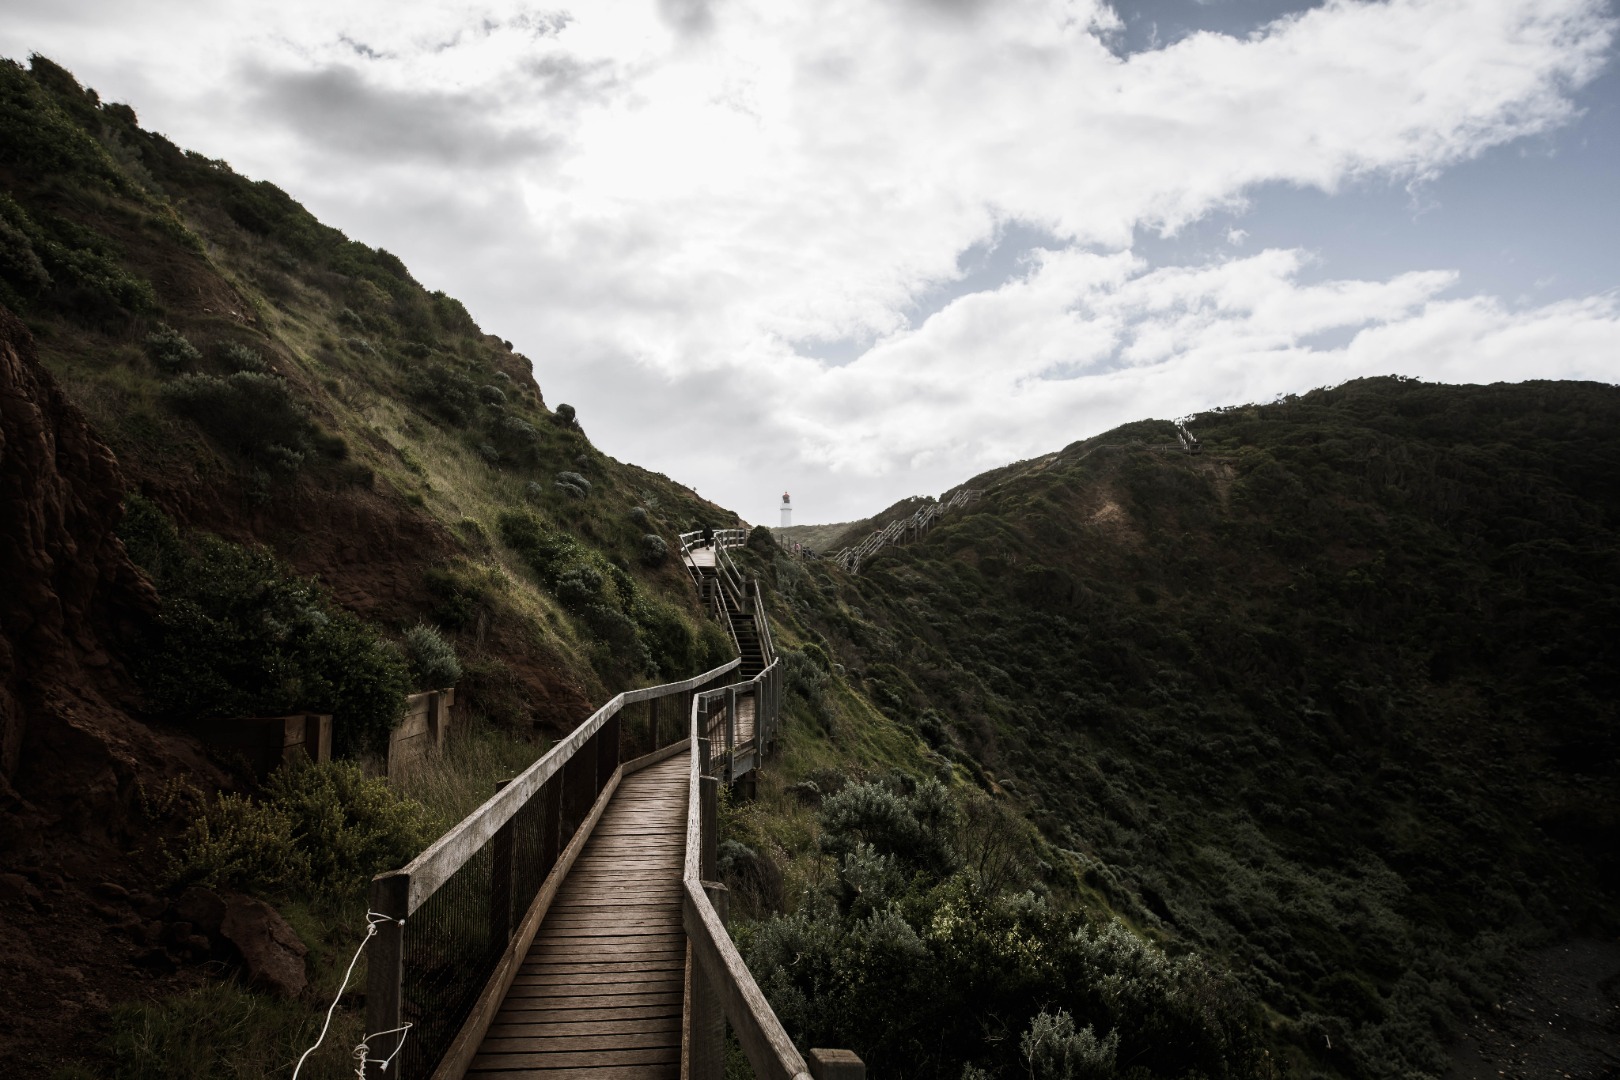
[161,371,314,466]
[422,566,489,631]
[748,525,777,553]
[403,363,478,426]
[144,324,200,374]
[819,778,958,881]
[489,414,539,463]
[165,788,312,894]
[50,244,155,318]
[498,511,585,587]
[165,762,430,899]
[220,342,270,373]
[1020,1009,1118,1080]
[639,533,669,567]
[553,402,576,427]
[122,497,409,754]
[0,58,123,186]
[555,563,604,612]
[0,196,50,306]
[555,470,590,498]
[261,762,433,894]
[401,622,462,690]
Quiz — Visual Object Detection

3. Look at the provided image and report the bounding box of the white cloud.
[1,0,1616,522]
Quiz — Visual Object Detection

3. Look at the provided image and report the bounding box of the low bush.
[162,786,311,894]
[639,533,669,567]
[1020,1009,1118,1080]
[554,470,591,498]
[144,324,200,374]
[260,762,433,893]
[403,363,479,426]
[220,342,270,373]
[400,623,462,690]
[161,371,315,468]
[0,197,50,306]
[744,876,1261,1080]
[121,496,409,754]
[422,566,490,631]
[819,778,958,882]
[164,762,431,898]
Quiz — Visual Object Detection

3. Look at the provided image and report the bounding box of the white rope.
[353,1022,413,1078]
[292,910,405,1080]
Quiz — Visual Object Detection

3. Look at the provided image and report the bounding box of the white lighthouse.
[780,491,792,529]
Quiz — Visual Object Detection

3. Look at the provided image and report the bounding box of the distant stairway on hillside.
[833,487,981,574]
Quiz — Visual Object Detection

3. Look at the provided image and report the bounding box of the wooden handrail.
[684,667,814,1080]
[382,657,741,913]
[365,657,741,1078]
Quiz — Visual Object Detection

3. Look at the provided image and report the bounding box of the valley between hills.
[0,54,1615,1080]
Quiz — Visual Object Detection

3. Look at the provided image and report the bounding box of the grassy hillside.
[0,53,747,733]
[737,378,1620,1079]
[0,52,753,1076]
[775,520,858,552]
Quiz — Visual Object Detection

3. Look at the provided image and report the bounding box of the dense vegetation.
[734,378,1620,1079]
[119,495,412,754]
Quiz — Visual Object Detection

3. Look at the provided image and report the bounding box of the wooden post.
[364,871,409,1079]
[304,714,332,763]
[490,779,514,947]
[698,736,711,780]
[700,775,719,881]
[808,1049,866,1080]
[649,696,661,751]
[688,881,730,1080]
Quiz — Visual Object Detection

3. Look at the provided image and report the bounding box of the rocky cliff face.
[0,306,205,849]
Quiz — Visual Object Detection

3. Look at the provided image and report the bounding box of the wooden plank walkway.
[468,754,689,1078]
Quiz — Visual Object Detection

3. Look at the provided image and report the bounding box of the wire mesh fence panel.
[622,697,653,761]
[509,776,557,930]
[397,841,497,1079]
[559,730,599,840]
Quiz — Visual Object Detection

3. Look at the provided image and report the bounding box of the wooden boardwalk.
[468,755,689,1078]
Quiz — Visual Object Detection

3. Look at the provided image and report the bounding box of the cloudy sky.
[5,0,1618,523]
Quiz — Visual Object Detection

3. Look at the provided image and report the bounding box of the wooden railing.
[833,488,981,574]
[364,658,740,1079]
[699,656,783,784]
[683,669,810,1080]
